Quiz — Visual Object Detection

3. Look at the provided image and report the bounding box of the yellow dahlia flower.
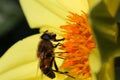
[0,0,120,80]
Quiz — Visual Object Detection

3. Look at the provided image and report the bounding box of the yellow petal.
[89,48,101,73]
[0,34,68,80]
[58,0,89,14]
[0,61,38,80]
[88,0,101,10]
[96,58,114,80]
[19,0,89,29]
[0,34,40,74]
[19,0,68,28]
[0,59,66,80]
[103,0,119,17]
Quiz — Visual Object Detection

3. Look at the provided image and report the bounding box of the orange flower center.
[59,12,95,79]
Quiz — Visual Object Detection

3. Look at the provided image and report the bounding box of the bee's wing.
[35,58,44,80]
[36,51,49,80]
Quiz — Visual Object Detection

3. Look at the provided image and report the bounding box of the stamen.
[59,12,95,79]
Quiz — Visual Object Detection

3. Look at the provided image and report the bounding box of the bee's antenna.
[44,30,48,33]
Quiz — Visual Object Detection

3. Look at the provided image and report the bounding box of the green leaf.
[89,0,120,64]
[0,0,24,36]
[88,0,120,80]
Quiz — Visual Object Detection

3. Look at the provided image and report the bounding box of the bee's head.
[41,30,56,40]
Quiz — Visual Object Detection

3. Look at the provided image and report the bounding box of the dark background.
[0,0,39,57]
[0,0,119,80]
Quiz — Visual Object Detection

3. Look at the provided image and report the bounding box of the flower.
[0,0,89,80]
[59,12,95,79]
[0,0,119,80]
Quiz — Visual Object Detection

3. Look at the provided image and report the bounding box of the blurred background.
[0,0,39,57]
[0,0,119,80]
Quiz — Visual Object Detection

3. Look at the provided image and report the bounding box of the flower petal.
[19,0,89,29]
[0,34,68,80]
[89,48,101,73]
[103,0,119,17]
[58,0,89,14]
[0,61,38,80]
[0,34,40,74]
[0,59,66,80]
[19,0,68,28]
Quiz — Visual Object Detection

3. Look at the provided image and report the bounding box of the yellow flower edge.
[19,0,89,29]
[19,0,67,28]
[89,48,101,74]
[0,34,40,75]
[0,34,67,80]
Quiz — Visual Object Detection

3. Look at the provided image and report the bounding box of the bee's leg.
[55,52,68,59]
[50,57,55,67]
[53,42,66,48]
[53,43,61,48]
[54,38,65,42]
[53,60,59,71]
[55,52,68,53]
[53,70,75,79]
[55,56,65,59]
[53,60,75,79]
[54,51,68,60]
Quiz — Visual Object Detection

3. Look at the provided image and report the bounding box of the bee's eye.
[41,34,50,40]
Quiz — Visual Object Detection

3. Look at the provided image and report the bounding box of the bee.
[37,30,72,79]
